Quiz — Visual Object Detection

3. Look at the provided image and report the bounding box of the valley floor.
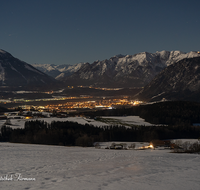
[0,142,200,190]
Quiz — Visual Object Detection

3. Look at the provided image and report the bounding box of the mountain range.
[137,56,200,102]
[1,48,200,102]
[32,50,200,88]
[32,62,85,80]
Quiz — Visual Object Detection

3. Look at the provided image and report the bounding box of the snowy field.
[0,142,200,190]
[99,116,154,126]
[0,115,154,129]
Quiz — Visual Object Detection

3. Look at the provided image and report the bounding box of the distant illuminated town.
[0,87,143,113]
[40,98,142,112]
[0,95,143,112]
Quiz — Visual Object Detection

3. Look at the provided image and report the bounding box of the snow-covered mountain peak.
[0,49,7,54]
[171,50,185,56]
[155,50,170,59]
[186,51,200,57]
[32,62,86,79]
[65,62,86,72]
[113,54,126,58]
[165,51,200,66]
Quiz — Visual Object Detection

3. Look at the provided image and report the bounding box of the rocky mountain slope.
[0,49,59,90]
[60,51,200,88]
[137,56,200,102]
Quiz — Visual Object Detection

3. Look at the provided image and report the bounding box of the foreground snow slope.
[0,142,200,190]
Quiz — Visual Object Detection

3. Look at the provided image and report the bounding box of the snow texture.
[0,142,200,190]
[32,62,86,80]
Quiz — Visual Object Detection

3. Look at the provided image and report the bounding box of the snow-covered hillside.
[1,142,200,190]
[0,115,154,129]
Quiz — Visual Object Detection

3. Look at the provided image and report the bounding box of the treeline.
[0,120,200,146]
[0,106,8,113]
[77,101,200,125]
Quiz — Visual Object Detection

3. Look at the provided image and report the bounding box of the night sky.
[1,0,200,65]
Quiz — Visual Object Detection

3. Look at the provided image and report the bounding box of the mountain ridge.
[0,49,59,90]
[60,50,200,87]
[137,56,200,102]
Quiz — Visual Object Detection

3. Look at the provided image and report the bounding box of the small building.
[110,143,127,150]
